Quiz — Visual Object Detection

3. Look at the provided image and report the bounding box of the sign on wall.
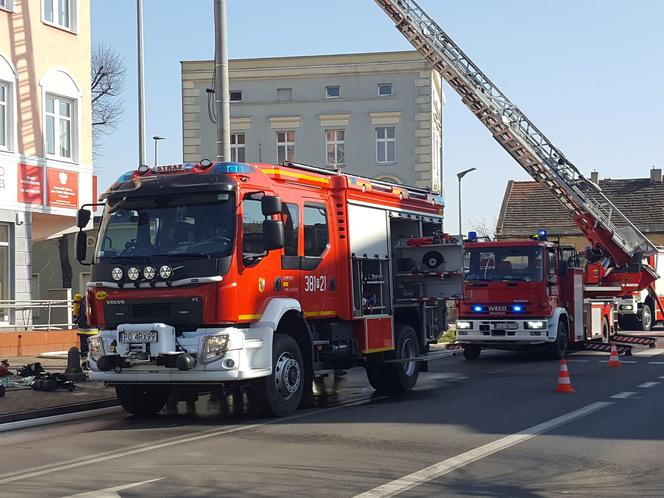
[0,165,6,193]
[17,163,44,205]
[47,168,79,209]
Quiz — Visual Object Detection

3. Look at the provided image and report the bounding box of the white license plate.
[493,322,518,331]
[119,330,158,343]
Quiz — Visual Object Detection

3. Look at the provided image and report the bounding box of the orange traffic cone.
[607,344,621,368]
[555,359,575,393]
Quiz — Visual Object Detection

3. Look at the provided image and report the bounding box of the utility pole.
[457,167,477,237]
[214,0,231,162]
[137,0,147,166]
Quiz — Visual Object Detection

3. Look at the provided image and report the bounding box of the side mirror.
[76,208,91,229]
[75,231,88,262]
[262,220,284,251]
[261,196,282,216]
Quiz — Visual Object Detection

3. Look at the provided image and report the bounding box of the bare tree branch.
[92,43,126,157]
[469,216,498,240]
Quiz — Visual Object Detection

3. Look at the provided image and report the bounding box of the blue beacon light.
[472,305,484,313]
[512,304,524,312]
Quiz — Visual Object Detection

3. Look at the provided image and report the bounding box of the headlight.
[127,267,140,281]
[620,304,634,311]
[525,320,547,330]
[202,335,229,364]
[88,335,105,361]
[143,266,156,280]
[159,265,172,279]
[456,321,472,330]
[111,267,123,281]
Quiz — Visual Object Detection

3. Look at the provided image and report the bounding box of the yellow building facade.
[0,0,93,322]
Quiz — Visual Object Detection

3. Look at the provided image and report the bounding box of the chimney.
[590,170,599,184]
[650,166,662,183]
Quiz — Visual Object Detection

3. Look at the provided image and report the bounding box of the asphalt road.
[2,343,664,498]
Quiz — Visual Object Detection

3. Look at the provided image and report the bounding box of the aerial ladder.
[374,0,658,292]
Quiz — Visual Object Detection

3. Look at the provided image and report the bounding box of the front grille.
[132,303,172,319]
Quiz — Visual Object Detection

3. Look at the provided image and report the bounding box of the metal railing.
[0,299,76,331]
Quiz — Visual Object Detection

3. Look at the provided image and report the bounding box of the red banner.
[17,163,44,205]
[47,168,78,209]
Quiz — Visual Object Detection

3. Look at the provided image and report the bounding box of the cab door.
[298,199,338,319]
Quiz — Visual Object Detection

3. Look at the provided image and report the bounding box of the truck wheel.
[548,320,568,360]
[252,333,304,417]
[640,303,653,331]
[463,344,481,360]
[115,385,170,417]
[366,324,420,394]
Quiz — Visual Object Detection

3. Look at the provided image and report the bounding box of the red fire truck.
[615,249,664,331]
[75,161,463,416]
[373,0,660,358]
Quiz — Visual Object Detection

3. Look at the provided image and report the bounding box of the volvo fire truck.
[372,0,659,357]
[75,162,463,416]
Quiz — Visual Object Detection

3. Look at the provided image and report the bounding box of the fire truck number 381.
[304,275,326,292]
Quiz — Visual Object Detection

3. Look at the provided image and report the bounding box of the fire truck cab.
[76,161,463,417]
[615,249,664,331]
[456,235,615,360]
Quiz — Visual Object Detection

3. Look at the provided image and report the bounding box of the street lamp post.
[457,167,477,237]
[153,136,165,167]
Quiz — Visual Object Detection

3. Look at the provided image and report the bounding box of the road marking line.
[599,360,638,364]
[0,394,383,485]
[659,375,664,380]
[353,401,612,498]
[62,478,163,497]
[610,392,636,399]
[566,359,590,363]
[647,361,664,365]
[637,382,660,388]
[632,348,664,357]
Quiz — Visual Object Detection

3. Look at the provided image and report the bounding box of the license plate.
[119,330,158,343]
[493,322,518,331]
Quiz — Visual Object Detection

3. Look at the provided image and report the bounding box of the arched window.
[40,68,81,162]
[375,175,402,185]
[0,53,17,152]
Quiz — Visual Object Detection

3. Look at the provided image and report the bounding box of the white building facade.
[181,51,444,190]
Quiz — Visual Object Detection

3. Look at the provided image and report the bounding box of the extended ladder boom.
[374,0,656,266]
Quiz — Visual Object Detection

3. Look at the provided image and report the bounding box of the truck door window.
[283,203,299,256]
[242,198,265,256]
[304,204,328,257]
[547,249,557,280]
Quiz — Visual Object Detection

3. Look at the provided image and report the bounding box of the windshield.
[465,246,544,282]
[96,192,235,260]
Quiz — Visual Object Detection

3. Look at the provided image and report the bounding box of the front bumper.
[616,298,639,316]
[88,323,272,383]
[456,317,555,346]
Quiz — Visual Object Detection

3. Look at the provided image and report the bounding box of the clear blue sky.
[91,0,664,233]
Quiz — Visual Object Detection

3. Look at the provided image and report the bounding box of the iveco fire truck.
[75,161,463,416]
[372,0,659,358]
[615,249,664,331]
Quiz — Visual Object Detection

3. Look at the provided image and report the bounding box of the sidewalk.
[0,354,118,424]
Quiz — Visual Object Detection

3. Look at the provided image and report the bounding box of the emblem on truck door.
[258,277,266,293]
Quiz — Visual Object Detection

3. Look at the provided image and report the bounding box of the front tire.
[115,384,170,417]
[548,319,569,360]
[252,333,304,417]
[640,303,653,332]
[366,324,420,394]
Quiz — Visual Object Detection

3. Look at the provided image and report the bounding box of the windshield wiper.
[151,252,213,260]
[99,255,148,262]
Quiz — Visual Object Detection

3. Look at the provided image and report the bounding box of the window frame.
[375,126,396,164]
[325,85,340,99]
[378,83,393,96]
[0,0,14,13]
[230,132,246,162]
[303,203,330,259]
[241,196,266,259]
[42,0,77,33]
[325,129,345,167]
[44,93,75,161]
[229,90,243,102]
[282,202,300,257]
[276,130,296,163]
[0,81,9,150]
[276,87,292,102]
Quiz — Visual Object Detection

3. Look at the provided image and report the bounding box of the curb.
[0,397,119,426]
[0,405,123,433]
